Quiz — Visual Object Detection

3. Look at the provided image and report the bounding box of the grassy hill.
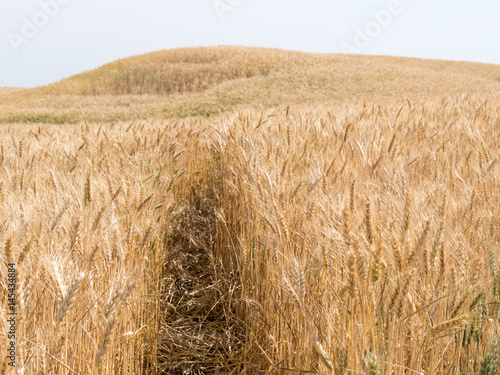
[1,46,500,123]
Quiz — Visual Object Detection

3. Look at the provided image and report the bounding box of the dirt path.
[158,189,245,374]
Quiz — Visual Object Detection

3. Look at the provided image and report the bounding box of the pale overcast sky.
[1,0,499,87]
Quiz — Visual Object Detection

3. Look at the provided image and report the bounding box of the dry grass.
[1,47,500,374]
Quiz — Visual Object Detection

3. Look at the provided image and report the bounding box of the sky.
[1,0,499,88]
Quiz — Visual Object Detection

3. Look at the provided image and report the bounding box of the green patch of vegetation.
[0,112,78,125]
[480,338,500,375]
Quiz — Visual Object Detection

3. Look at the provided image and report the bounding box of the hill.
[1,46,500,123]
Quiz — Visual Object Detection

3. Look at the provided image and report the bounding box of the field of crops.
[1,47,500,374]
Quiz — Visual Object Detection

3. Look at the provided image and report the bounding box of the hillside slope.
[1,46,500,123]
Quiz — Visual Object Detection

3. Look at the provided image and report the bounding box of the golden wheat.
[0,48,499,374]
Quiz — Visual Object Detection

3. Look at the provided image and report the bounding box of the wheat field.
[2,46,500,124]
[1,47,500,374]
